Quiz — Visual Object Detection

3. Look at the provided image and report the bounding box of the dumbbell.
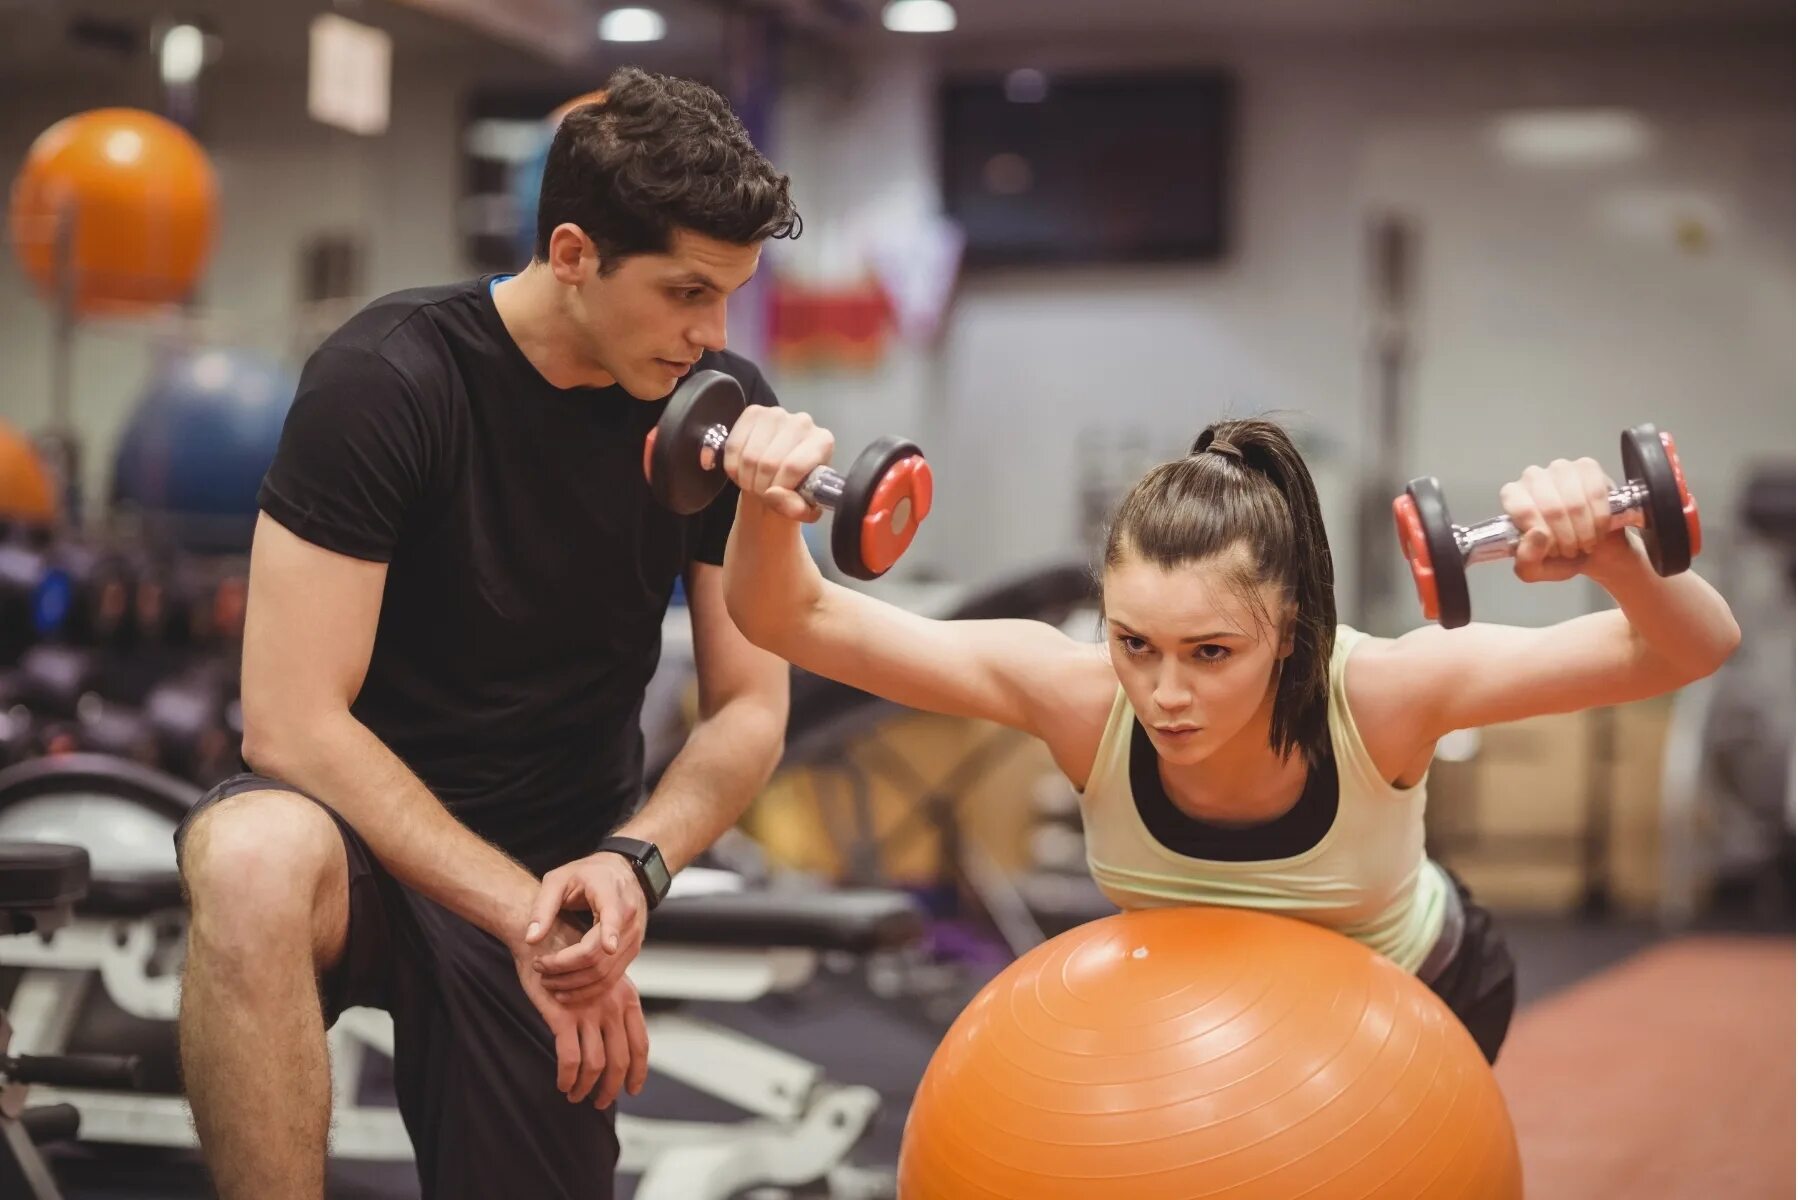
[54,543,140,651]
[143,664,239,783]
[0,671,41,767]
[1393,423,1702,629]
[36,695,162,767]
[642,370,934,581]
[6,645,102,719]
[0,541,72,662]
[133,559,217,648]
[133,561,248,650]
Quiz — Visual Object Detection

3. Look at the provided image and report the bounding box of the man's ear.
[546,224,594,284]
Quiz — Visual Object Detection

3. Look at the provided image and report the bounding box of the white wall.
[766,29,1792,628]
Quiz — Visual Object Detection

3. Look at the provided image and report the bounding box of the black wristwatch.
[597,836,671,910]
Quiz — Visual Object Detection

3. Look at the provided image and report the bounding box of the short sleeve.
[687,361,778,567]
[257,347,438,563]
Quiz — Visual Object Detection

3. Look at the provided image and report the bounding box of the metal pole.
[44,198,82,529]
[1357,212,1417,635]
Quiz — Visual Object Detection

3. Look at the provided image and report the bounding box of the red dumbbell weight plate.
[1393,476,1472,629]
[645,371,747,515]
[833,436,930,581]
[1619,424,1699,577]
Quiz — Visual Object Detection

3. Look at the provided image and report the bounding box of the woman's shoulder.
[1036,645,1124,790]
[1334,624,1436,787]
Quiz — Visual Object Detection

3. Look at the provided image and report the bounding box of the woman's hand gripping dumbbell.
[643,370,933,580]
[1393,423,1702,628]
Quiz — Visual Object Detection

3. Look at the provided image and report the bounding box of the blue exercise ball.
[111,347,296,554]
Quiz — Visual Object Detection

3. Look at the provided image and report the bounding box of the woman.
[718,414,1740,1061]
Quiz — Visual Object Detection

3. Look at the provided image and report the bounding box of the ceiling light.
[882,0,956,34]
[1489,109,1652,167]
[598,7,666,42]
[160,23,205,86]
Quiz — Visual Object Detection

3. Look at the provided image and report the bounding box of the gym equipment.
[2,840,144,1200]
[131,558,243,648]
[50,543,243,653]
[1394,423,1702,628]
[8,108,217,315]
[0,423,58,530]
[644,370,933,581]
[0,543,71,663]
[0,754,923,1199]
[0,708,41,769]
[899,906,1521,1200]
[49,544,138,652]
[111,348,296,556]
[1,647,101,721]
[36,697,161,768]
[1660,462,1794,929]
[0,646,176,768]
[142,665,238,784]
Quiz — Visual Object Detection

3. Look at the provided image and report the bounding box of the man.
[174,68,823,1199]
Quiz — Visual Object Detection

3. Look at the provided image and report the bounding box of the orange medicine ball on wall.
[899,907,1522,1199]
[8,107,218,315]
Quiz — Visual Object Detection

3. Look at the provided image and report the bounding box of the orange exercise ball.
[8,108,217,315]
[899,907,1521,1200]
[0,420,59,526]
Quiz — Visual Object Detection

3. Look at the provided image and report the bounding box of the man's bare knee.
[181,790,349,969]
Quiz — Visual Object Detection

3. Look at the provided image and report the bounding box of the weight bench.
[0,755,923,1200]
[1,840,144,1200]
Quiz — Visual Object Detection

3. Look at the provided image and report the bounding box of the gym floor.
[44,909,1794,1200]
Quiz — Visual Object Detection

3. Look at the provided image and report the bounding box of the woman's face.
[1102,545,1292,767]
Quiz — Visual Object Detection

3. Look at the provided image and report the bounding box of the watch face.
[642,849,672,899]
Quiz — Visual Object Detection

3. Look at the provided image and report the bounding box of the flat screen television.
[940,70,1234,268]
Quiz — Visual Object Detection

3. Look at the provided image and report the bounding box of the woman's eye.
[1195,644,1230,663]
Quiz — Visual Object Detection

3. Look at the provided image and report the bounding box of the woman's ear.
[1277,611,1298,660]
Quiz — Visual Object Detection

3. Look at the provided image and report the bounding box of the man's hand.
[524,852,648,996]
[513,922,649,1107]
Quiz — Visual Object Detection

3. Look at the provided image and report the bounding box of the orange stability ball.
[0,421,58,526]
[899,907,1521,1200]
[8,108,217,315]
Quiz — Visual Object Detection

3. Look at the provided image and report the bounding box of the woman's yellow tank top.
[1077,624,1450,972]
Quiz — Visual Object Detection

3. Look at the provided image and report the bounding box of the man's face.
[561,227,762,399]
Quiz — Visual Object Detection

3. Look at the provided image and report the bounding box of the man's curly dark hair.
[534,67,802,267]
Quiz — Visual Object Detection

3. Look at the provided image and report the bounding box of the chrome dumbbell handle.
[696,423,844,509]
[1458,479,1651,565]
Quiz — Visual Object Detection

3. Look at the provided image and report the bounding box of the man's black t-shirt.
[259,277,772,876]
